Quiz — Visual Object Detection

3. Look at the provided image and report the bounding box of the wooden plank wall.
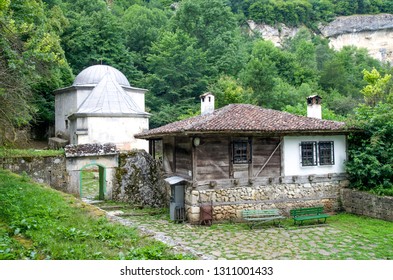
[196,137,230,180]
[175,137,192,177]
[162,137,174,174]
[252,137,281,177]
[167,135,281,181]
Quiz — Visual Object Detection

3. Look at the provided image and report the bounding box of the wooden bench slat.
[242,209,284,228]
[290,206,330,225]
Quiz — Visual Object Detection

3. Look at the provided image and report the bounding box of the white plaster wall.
[79,117,149,151]
[55,87,93,138]
[55,90,77,137]
[125,88,146,111]
[76,88,93,108]
[283,135,347,176]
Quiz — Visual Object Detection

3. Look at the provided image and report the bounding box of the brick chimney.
[200,92,215,115]
[307,95,322,119]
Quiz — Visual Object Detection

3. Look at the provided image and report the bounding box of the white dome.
[73,65,130,87]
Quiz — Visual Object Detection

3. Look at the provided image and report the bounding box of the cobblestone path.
[103,208,385,260]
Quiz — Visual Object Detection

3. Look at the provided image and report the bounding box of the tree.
[240,39,295,108]
[121,4,169,73]
[146,31,209,102]
[361,68,392,106]
[346,68,393,194]
[144,30,210,127]
[208,75,255,108]
[60,0,141,83]
[283,28,318,85]
[171,0,247,76]
[319,46,381,99]
[0,0,73,143]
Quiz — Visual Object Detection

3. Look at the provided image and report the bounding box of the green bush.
[346,104,393,194]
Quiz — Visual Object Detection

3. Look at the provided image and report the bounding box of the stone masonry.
[185,178,350,224]
[341,188,393,222]
[0,156,69,192]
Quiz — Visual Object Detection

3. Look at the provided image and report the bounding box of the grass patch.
[80,168,99,199]
[0,148,64,158]
[0,169,192,260]
[329,213,393,259]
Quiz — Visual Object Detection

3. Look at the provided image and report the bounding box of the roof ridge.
[136,103,348,138]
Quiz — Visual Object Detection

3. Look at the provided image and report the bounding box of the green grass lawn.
[0,148,64,158]
[0,169,192,260]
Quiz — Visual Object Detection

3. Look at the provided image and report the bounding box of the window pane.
[301,142,317,166]
[319,141,334,165]
[233,140,249,164]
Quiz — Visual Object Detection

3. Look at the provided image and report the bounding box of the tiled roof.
[136,104,348,138]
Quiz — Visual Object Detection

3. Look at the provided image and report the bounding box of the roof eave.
[69,112,151,119]
[135,128,354,140]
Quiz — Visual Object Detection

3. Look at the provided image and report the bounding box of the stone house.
[136,94,351,224]
[53,64,150,151]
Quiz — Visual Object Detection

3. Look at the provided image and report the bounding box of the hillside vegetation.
[0,169,189,259]
[0,1,392,191]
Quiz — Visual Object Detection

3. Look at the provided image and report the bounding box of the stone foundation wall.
[0,156,69,193]
[185,177,349,224]
[341,188,393,221]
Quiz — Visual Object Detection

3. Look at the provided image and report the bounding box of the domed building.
[54,65,149,151]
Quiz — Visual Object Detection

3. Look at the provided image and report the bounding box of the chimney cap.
[200,92,214,98]
[307,95,322,105]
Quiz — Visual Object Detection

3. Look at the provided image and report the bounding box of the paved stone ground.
[101,207,384,260]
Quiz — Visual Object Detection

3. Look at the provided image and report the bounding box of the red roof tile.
[136,104,348,138]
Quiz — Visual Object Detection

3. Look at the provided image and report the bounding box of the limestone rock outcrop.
[247,13,393,64]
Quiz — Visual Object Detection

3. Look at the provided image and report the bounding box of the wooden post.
[191,137,197,184]
[248,136,253,179]
[229,137,233,178]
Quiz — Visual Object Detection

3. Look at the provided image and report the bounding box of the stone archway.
[64,143,118,200]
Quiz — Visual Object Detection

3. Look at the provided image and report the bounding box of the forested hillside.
[1,0,392,136]
[0,0,392,199]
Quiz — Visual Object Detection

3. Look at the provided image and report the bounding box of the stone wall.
[341,188,393,222]
[185,176,349,224]
[0,156,69,193]
[0,148,168,205]
[113,150,169,207]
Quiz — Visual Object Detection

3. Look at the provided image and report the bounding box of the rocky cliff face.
[248,13,393,64]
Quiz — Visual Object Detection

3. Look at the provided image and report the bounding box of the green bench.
[290,206,330,225]
[242,209,285,229]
